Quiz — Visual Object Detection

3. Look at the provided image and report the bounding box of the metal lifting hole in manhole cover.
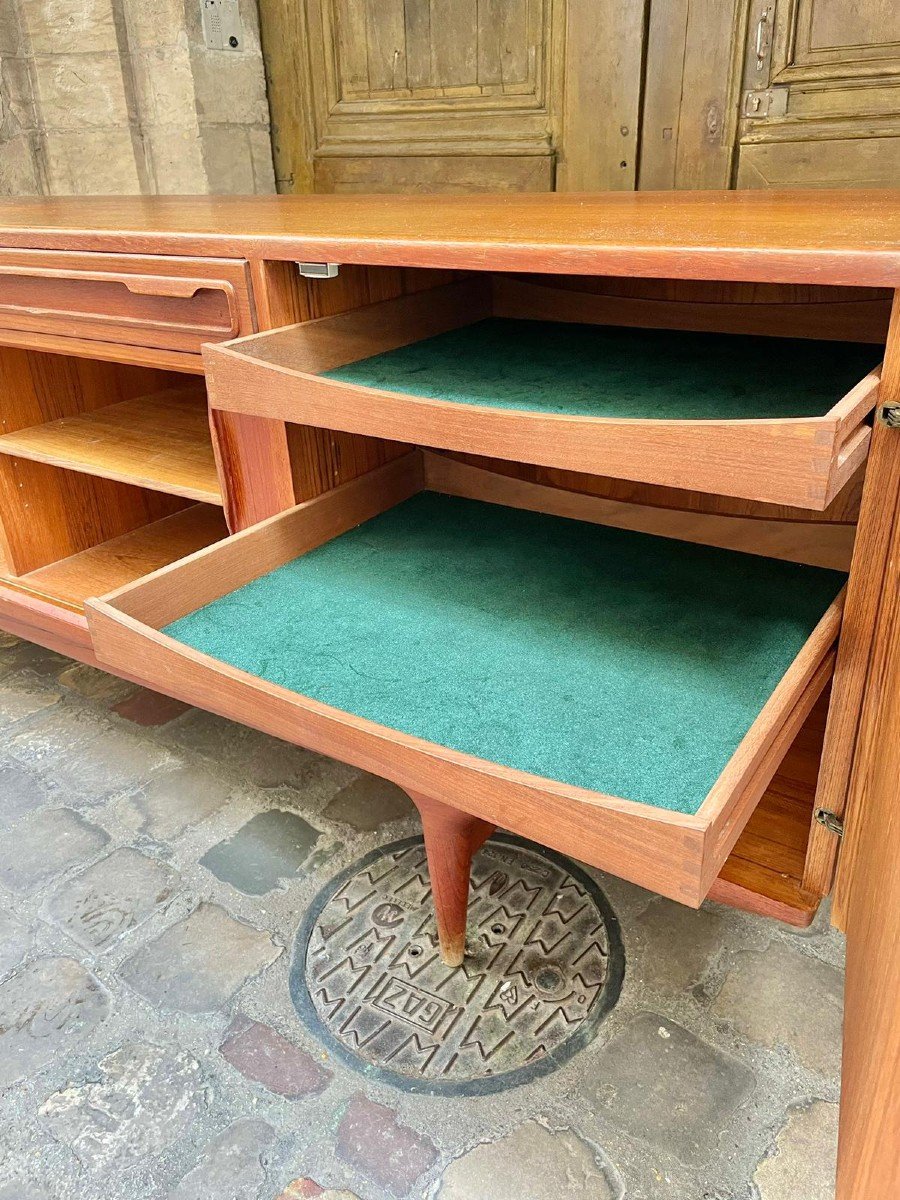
[290,834,624,1095]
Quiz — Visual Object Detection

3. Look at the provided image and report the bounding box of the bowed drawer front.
[86,450,845,907]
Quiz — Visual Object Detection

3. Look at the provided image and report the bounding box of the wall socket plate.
[201,0,243,51]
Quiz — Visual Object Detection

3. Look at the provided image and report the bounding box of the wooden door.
[638,0,900,191]
[263,0,900,195]
[258,0,647,192]
[735,0,900,187]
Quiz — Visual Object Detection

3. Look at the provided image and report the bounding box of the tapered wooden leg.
[408,792,495,967]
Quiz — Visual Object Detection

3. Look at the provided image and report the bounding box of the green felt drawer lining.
[322,318,876,421]
[164,493,845,816]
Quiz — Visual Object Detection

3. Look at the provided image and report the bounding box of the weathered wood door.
[259,0,900,194]
[258,0,647,192]
[735,0,900,187]
[638,0,900,190]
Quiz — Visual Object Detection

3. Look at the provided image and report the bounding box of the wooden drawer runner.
[203,278,882,510]
[86,451,845,907]
[0,249,254,356]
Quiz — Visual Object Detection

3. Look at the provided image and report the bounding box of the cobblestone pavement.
[0,633,844,1200]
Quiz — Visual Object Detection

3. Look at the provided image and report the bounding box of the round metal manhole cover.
[290,834,624,1095]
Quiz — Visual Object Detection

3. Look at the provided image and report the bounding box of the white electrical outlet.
[201,0,243,51]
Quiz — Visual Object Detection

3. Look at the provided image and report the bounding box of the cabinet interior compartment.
[0,344,228,608]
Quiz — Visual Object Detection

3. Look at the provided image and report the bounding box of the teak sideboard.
[0,192,897,1197]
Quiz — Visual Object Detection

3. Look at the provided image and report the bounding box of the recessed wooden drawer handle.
[121,276,222,299]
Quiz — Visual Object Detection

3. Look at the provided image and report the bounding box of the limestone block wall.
[0,0,275,195]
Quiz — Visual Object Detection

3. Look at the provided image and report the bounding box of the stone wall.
[0,0,274,196]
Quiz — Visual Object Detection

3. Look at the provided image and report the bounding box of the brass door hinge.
[878,402,900,428]
[815,808,845,838]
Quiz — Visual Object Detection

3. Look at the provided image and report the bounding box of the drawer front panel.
[0,250,254,355]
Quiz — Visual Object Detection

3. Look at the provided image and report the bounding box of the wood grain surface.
[0,192,898,284]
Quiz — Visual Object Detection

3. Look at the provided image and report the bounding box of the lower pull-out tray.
[85,451,845,907]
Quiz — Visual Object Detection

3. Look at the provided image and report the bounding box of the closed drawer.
[86,450,845,907]
[203,278,882,510]
[0,249,254,355]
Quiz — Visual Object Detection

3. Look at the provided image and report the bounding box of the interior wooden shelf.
[205,279,883,510]
[15,503,229,609]
[0,386,222,505]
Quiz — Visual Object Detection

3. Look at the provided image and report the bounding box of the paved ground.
[0,631,844,1199]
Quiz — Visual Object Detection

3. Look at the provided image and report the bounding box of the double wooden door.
[259,0,900,193]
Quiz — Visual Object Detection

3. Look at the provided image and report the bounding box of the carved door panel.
[736,0,900,187]
[259,0,647,193]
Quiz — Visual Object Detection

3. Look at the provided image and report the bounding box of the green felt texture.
[164,494,845,815]
[322,318,876,421]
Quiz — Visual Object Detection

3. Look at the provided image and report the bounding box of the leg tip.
[439,935,466,969]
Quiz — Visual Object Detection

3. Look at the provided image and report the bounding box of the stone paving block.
[0,808,109,893]
[40,1043,204,1172]
[6,706,106,771]
[40,725,179,803]
[437,1121,624,1199]
[200,809,321,895]
[115,763,235,840]
[168,1118,276,1199]
[336,1094,439,1198]
[0,763,53,827]
[120,903,281,1013]
[754,1100,839,1200]
[323,774,415,832]
[276,1183,360,1200]
[590,1012,755,1166]
[631,898,725,993]
[113,689,191,727]
[219,1014,331,1098]
[58,663,134,705]
[0,909,31,979]
[0,635,68,680]
[43,847,181,953]
[0,957,109,1088]
[0,1182,49,1200]
[239,731,324,789]
[170,711,320,788]
[712,943,843,1077]
[0,673,60,729]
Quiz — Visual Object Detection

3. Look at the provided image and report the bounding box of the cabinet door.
[736,0,900,188]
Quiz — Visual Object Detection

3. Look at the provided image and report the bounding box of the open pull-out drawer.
[86,451,845,907]
[202,278,882,511]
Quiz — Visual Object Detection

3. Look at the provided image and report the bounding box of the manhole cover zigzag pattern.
[291,835,624,1095]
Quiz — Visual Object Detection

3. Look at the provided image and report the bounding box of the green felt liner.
[322,318,876,421]
[164,493,845,816]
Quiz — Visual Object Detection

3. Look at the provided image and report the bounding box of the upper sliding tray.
[203,279,883,510]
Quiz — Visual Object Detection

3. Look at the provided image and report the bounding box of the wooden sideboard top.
[0,191,899,286]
